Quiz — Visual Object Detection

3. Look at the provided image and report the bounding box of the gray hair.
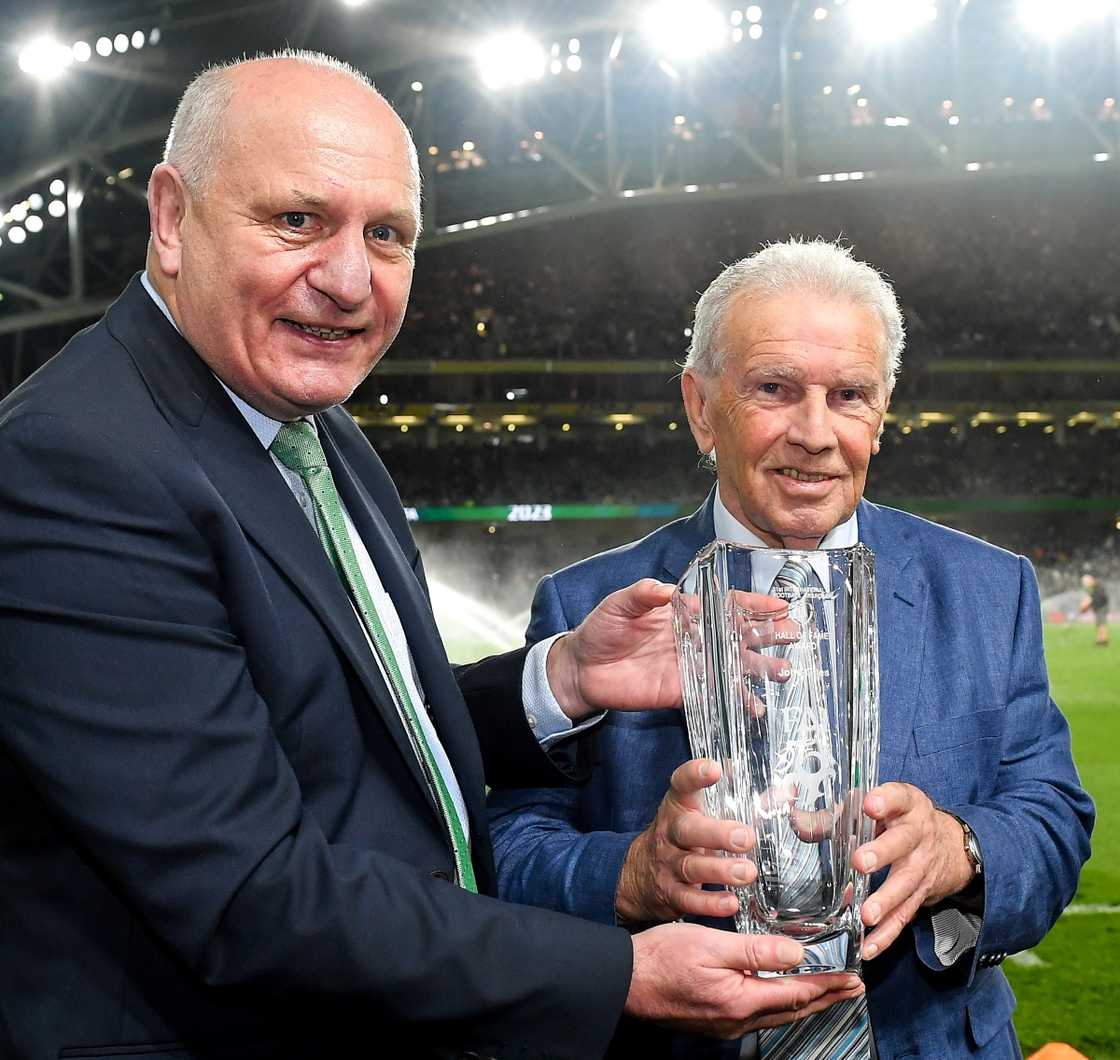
[684,238,905,393]
[162,50,413,198]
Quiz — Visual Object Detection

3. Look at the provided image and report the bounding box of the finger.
[667,758,723,804]
[677,851,756,888]
[729,973,863,1020]
[716,933,805,974]
[748,981,867,1030]
[608,578,676,618]
[789,806,837,843]
[852,820,922,874]
[671,814,754,854]
[863,783,916,821]
[742,650,792,682]
[862,889,926,958]
[666,883,742,919]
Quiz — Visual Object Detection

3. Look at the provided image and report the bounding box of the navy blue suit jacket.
[0,277,632,1060]
[489,490,1093,1059]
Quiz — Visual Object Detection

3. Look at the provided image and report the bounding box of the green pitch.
[1007,624,1118,1058]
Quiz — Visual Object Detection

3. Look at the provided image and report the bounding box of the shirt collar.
[141,270,290,449]
[712,489,859,549]
[712,489,859,592]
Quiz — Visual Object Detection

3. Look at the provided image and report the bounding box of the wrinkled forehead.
[720,290,889,379]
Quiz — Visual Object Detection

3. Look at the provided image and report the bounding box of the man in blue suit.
[0,59,862,1060]
[489,240,1094,1058]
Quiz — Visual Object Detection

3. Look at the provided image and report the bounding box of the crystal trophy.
[672,542,880,975]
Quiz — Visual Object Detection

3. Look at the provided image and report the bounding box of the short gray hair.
[684,238,905,392]
[162,50,401,196]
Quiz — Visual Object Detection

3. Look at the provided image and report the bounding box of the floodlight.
[131,30,145,49]
[847,0,938,44]
[96,37,112,57]
[9,226,27,244]
[25,216,44,234]
[28,193,43,211]
[48,199,66,217]
[642,1,727,59]
[474,31,546,90]
[114,33,129,53]
[72,41,91,62]
[1018,0,1115,37]
[17,36,73,82]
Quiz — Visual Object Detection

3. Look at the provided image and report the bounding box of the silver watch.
[945,811,983,877]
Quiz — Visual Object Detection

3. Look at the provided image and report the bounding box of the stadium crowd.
[397,172,1120,365]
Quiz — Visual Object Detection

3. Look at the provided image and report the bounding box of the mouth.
[774,467,836,484]
[280,319,364,341]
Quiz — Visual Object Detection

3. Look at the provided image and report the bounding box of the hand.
[626,922,865,1039]
[853,783,976,959]
[616,759,755,924]
[546,579,679,722]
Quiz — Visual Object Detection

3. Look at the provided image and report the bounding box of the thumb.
[669,758,723,803]
[607,578,676,618]
[708,932,805,974]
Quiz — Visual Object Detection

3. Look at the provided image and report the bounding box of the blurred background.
[1,0,1117,1053]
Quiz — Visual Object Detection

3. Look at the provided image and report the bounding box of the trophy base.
[755,927,862,978]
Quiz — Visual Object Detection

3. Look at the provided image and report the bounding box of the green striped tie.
[271,420,477,893]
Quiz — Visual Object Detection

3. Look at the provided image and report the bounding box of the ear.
[147,163,189,278]
[871,391,891,455]
[681,370,717,457]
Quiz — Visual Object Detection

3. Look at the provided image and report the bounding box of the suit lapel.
[317,413,488,830]
[658,489,719,583]
[107,278,438,817]
[858,500,929,784]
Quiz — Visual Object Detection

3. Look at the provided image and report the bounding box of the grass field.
[1006,624,1118,1058]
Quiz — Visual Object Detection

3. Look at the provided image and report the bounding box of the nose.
[306,227,372,312]
[785,390,837,453]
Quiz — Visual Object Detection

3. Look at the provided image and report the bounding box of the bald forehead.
[223,59,418,181]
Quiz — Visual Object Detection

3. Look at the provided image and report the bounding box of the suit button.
[430,869,451,881]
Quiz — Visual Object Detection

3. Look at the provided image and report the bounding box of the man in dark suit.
[0,55,862,1060]
[489,240,1094,1058]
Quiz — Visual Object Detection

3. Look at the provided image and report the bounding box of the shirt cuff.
[522,634,606,749]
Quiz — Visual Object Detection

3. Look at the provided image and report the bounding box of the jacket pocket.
[913,706,1006,756]
[966,970,1017,1048]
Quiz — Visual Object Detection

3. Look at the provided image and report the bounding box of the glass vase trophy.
[672,542,880,976]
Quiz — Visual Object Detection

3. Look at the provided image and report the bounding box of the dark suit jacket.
[488,491,1094,1060]
[0,277,632,1060]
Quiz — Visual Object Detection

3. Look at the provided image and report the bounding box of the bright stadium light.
[848,0,938,44]
[642,1,727,59]
[1018,0,1115,37]
[17,36,74,82]
[474,31,546,90]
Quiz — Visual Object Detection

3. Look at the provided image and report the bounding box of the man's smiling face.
[166,59,420,420]
[682,290,889,549]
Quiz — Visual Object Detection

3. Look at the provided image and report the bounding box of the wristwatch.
[945,811,983,878]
